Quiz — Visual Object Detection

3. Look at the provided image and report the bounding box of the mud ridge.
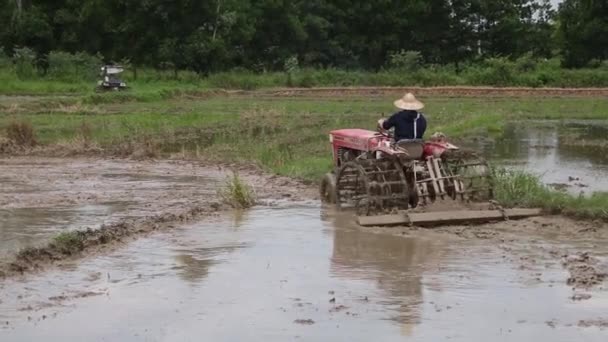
[562,252,608,289]
[0,202,226,279]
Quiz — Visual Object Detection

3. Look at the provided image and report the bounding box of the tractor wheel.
[335,159,409,216]
[320,172,337,204]
[442,150,493,201]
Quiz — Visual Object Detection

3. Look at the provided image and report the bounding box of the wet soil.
[2,156,608,340]
[1,205,608,341]
[563,253,608,289]
[0,157,315,277]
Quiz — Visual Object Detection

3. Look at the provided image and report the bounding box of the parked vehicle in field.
[96,65,128,91]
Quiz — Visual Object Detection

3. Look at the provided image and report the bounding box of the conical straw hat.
[394,93,424,111]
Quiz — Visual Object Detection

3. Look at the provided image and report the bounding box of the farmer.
[377,92,427,142]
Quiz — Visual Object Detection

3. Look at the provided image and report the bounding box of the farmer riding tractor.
[319,126,544,226]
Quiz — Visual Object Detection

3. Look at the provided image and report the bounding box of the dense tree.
[559,0,608,67]
[0,0,574,72]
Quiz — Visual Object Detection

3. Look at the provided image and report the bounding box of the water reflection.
[173,254,217,284]
[323,208,446,331]
[471,120,608,193]
[0,203,129,256]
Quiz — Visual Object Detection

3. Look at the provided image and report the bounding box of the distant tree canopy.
[559,0,608,67]
[0,0,604,72]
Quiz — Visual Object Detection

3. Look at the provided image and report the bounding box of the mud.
[578,319,608,329]
[1,205,608,341]
[0,157,315,278]
[563,253,608,289]
[2,155,608,340]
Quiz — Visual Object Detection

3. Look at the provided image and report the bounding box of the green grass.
[4,61,608,96]
[51,231,86,255]
[2,91,608,219]
[2,94,608,175]
[493,169,608,220]
[218,172,256,209]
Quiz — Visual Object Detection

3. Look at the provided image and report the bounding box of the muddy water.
[476,120,608,194]
[1,204,607,341]
[0,158,223,256]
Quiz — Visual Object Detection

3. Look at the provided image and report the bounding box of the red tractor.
[320,127,510,225]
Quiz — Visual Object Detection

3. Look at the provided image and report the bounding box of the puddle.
[474,120,608,194]
[0,158,223,256]
[1,204,607,341]
[0,203,133,256]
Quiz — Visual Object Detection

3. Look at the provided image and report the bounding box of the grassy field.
[2,93,608,176]
[4,57,608,95]
[2,90,608,219]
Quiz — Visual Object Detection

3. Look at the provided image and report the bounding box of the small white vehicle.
[96,65,128,91]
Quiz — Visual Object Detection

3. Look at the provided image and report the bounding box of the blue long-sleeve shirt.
[382,110,427,141]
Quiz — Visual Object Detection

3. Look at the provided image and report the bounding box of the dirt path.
[228,86,608,98]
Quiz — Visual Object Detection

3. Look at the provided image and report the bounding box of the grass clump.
[5,121,37,147]
[52,231,86,255]
[493,169,608,220]
[493,169,567,210]
[218,172,256,209]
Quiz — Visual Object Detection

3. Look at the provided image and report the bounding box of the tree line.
[0,0,606,75]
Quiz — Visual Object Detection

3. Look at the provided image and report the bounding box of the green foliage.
[12,47,36,79]
[218,172,256,209]
[493,169,608,220]
[388,50,423,72]
[52,231,86,255]
[559,0,608,68]
[0,0,564,73]
[47,51,102,81]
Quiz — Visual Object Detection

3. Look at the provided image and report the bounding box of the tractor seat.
[394,139,424,160]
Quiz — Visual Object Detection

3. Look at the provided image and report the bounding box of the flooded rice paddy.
[479,120,608,194]
[1,205,607,341]
[2,118,608,341]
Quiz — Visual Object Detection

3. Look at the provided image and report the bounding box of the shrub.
[47,51,103,81]
[388,50,423,71]
[12,46,36,79]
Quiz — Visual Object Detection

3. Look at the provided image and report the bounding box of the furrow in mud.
[0,157,316,280]
[0,202,224,278]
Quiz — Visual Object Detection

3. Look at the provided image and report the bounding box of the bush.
[388,50,423,72]
[12,47,37,79]
[47,51,103,81]
[466,58,516,86]
[0,51,10,68]
[515,53,538,72]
